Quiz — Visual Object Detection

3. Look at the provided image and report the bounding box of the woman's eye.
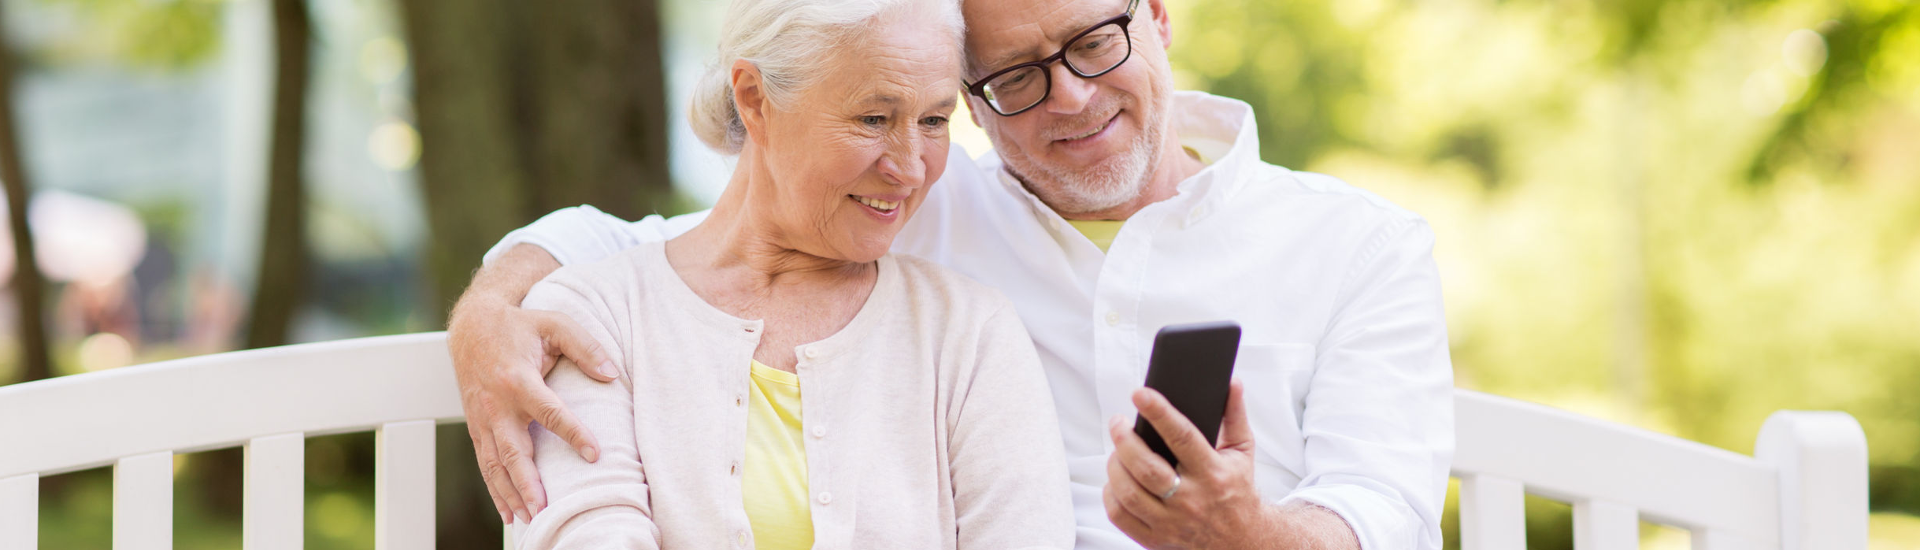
[860,115,886,126]
[922,116,949,128]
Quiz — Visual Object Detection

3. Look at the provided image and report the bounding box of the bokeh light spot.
[1783,29,1828,77]
[368,121,421,171]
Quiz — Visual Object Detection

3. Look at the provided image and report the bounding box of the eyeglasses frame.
[963,0,1143,116]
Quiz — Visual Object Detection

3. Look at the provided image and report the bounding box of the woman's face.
[746,13,961,264]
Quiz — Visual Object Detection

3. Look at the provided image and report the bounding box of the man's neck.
[1056,138,1207,222]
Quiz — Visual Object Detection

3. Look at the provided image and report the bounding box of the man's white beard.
[1004,94,1167,217]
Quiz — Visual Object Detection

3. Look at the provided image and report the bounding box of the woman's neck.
[666,149,873,299]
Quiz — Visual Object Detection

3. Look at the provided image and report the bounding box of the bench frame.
[0,333,1868,549]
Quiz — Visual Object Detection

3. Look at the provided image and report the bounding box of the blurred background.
[0,0,1911,547]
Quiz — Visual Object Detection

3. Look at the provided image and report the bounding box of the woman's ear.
[731,59,770,145]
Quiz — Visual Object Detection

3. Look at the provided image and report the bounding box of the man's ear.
[731,59,770,145]
[1146,0,1173,48]
[966,95,984,129]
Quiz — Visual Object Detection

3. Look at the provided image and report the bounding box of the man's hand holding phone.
[1104,380,1276,550]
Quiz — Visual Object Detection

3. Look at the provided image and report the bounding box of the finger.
[1103,483,1156,542]
[1108,415,1180,498]
[1217,379,1256,453]
[493,419,546,520]
[522,381,601,463]
[534,311,620,381]
[1105,451,1172,525]
[468,425,516,524]
[475,422,530,523]
[1131,387,1219,470]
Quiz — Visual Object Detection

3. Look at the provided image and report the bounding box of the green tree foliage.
[34,0,225,70]
[1170,0,1920,545]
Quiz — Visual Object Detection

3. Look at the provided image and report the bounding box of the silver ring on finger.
[1158,473,1181,500]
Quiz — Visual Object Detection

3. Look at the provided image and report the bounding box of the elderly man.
[449,0,1454,547]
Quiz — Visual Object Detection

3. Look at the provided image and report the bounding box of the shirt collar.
[981,90,1271,228]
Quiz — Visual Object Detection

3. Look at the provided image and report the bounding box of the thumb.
[1217,379,1255,454]
[533,311,620,382]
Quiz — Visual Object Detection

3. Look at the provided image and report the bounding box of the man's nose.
[1043,62,1096,115]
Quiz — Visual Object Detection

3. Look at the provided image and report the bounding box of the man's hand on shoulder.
[447,244,620,525]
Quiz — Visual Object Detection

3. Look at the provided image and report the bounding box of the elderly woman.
[509,0,1073,548]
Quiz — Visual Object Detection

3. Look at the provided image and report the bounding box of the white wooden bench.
[0,332,1868,549]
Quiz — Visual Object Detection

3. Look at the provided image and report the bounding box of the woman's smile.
[852,193,906,220]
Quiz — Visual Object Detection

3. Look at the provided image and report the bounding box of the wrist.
[450,289,517,332]
[1235,502,1285,550]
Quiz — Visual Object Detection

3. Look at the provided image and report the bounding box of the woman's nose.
[878,134,927,189]
[879,129,929,188]
[1043,62,1096,115]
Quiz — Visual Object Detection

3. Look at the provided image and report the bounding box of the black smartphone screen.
[1132,321,1241,469]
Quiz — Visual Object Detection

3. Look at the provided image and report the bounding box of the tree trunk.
[199,0,315,520]
[0,1,54,386]
[398,0,672,545]
[242,0,312,351]
[401,0,673,319]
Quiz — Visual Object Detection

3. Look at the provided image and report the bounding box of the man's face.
[962,0,1178,217]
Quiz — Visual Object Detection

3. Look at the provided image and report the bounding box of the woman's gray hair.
[689,0,965,154]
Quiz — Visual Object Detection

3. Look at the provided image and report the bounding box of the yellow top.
[743,360,813,549]
[1068,220,1125,253]
[1063,145,1208,254]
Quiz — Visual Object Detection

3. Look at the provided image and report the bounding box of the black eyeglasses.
[964,0,1140,116]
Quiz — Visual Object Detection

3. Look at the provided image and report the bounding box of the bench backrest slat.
[1693,528,1765,550]
[0,473,36,550]
[1458,473,1525,549]
[114,451,174,550]
[244,433,305,549]
[376,420,438,550]
[1572,499,1639,550]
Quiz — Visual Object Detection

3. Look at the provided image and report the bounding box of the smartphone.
[1132,321,1241,469]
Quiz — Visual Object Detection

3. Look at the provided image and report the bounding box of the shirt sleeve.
[1278,218,1454,550]
[946,300,1077,550]
[482,205,711,267]
[514,271,661,549]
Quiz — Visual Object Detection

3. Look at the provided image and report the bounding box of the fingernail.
[500,511,512,525]
[583,446,600,462]
[598,362,620,379]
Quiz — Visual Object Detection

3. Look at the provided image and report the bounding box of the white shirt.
[485,91,1454,550]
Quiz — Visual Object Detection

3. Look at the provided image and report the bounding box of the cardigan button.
[817,491,833,505]
[810,425,826,439]
[804,347,821,360]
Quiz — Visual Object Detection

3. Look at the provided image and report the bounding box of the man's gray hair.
[689,0,965,155]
